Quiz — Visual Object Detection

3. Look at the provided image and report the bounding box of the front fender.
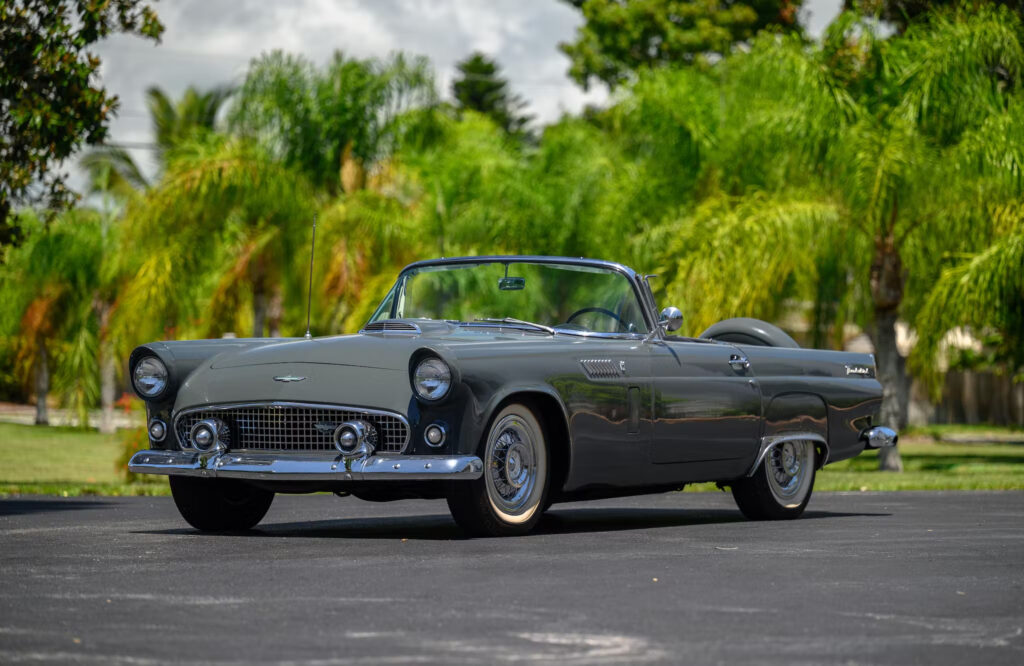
[129,338,298,448]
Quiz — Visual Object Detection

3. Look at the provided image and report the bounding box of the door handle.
[729,354,750,371]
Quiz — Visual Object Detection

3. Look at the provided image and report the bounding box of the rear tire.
[731,440,816,520]
[447,403,549,537]
[169,476,274,532]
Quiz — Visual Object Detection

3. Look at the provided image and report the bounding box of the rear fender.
[759,392,829,469]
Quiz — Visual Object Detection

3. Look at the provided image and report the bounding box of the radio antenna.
[304,215,317,340]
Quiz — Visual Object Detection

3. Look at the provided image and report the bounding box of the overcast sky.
[83,0,843,186]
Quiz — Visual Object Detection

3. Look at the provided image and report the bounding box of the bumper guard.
[861,426,899,449]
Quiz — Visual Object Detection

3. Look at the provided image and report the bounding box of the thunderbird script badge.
[273,375,306,383]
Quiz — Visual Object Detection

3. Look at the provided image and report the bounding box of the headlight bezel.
[132,355,169,400]
[411,355,453,402]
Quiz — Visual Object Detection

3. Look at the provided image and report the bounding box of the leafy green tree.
[913,210,1024,394]
[558,0,804,89]
[0,211,111,426]
[0,0,163,242]
[114,136,316,341]
[301,108,634,330]
[626,4,1023,469]
[451,52,533,136]
[846,0,1024,31]
[78,85,233,429]
[230,51,436,195]
[81,85,233,199]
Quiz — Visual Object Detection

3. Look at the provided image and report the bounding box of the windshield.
[368,261,649,335]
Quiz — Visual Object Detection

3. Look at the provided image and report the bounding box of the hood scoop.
[361,320,421,335]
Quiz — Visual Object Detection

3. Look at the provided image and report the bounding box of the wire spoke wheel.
[485,415,539,516]
[447,403,549,536]
[731,438,817,520]
[766,440,813,506]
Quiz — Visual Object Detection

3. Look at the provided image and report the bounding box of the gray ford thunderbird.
[128,256,897,536]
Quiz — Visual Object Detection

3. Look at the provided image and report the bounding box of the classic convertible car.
[129,256,897,536]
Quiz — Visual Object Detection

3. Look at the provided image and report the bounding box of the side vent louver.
[580,358,621,379]
[362,320,421,334]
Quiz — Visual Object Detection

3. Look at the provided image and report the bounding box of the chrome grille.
[174,403,409,453]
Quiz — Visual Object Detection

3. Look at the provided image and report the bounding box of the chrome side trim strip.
[128,449,483,481]
[746,433,829,477]
[172,401,411,453]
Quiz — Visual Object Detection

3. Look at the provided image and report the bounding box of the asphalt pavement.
[1,490,1022,665]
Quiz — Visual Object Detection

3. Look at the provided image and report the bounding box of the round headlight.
[133,356,168,398]
[413,357,451,401]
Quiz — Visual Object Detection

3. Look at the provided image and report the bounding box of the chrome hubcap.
[486,416,537,515]
[504,442,529,489]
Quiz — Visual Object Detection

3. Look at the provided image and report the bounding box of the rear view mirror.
[499,277,525,291]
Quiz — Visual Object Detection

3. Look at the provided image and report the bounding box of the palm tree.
[912,206,1024,395]
[230,50,436,196]
[112,135,316,343]
[627,5,1023,469]
[81,85,233,199]
[0,211,109,426]
[77,85,233,430]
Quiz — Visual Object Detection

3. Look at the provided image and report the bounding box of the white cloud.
[76,0,841,190]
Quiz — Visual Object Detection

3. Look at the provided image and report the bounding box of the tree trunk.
[267,289,283,338]
[253,288,267,338]
[340,142,365,194]
[97,301,117,434]
[873,310,907,471]
[0,197,16,248]
[870,230,906,471]
[1012,381,1024,428]
[99,344,117,434]
[961,371,980,424]
[34,340,49,426]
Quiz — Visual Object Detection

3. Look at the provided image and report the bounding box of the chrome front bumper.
[128,449,484,481]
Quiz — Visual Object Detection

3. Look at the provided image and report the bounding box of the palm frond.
[912,223,1024,395]
[893,3,1024,143]
[663,192,842,334]
[80,145,151,198]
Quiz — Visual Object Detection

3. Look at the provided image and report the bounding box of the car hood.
[209,334,420,371]
[207,320,574,371]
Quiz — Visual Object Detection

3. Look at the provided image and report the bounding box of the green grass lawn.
[0,423,167,496]
[687,434,1024,492]
[1,422,1022,497]
[814,440,1024,491]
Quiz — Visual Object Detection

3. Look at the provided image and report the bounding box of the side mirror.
[659,306,683,332]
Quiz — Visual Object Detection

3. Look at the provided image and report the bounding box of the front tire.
[447,403,549,537]
[731,440,816,520]
[169,476,274,532]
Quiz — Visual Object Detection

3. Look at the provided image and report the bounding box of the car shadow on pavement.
[0,498,114,517]
[536,507,887,535]
[136,507,888,540]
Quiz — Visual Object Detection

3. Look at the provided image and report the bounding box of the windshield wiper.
[472,317,555,335]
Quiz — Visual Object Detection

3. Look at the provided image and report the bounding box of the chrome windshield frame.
[370,256,657,335]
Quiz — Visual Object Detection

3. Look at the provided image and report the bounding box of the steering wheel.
[565,307,626,330]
